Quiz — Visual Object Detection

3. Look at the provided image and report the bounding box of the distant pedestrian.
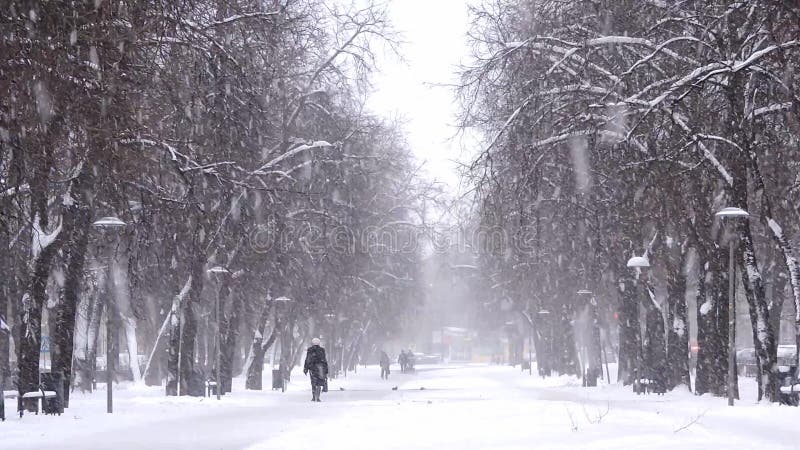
[380,351,391,379]
[303,338,329,402]
[406,350,415,373]
[398,350,408,373]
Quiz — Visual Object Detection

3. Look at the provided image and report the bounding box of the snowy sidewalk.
[2,365,799,449]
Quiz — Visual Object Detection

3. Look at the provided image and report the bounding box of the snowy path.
[2,365,799,449]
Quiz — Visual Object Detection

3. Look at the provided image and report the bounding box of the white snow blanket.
[1,364,798,449]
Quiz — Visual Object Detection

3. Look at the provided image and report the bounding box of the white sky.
[365,0,476,195]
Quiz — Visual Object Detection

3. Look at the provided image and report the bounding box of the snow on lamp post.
[715,206,749,406]
[92,216,127,414]
[207,266,230,400]
[626,256,650,271]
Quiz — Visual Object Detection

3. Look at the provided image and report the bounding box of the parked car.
[736,348,758,377]
[413,353,442,365]
[737,346,797,377]
[777,345,797,367]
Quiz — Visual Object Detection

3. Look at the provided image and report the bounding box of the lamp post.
[715,206,749,406]
[207,266,230,400]
[626,255,650,391]
[92,216,127,414]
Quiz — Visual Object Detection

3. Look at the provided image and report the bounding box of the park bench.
[19,388,60,417]
[632,377,666,395]
[633,377,650,395]
[778,383,800,406]
[205,380,218,397]
[778,366,799,406]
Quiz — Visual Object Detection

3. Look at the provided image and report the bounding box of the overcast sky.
[365,0,476,195]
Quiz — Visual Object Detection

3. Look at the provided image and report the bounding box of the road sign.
[40,335,50,353]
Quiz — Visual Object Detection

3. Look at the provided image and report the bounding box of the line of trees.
[459,0,799,402]
[1,0,428,400]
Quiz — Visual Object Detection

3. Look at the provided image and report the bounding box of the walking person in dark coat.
[398,350,407,373]
[405,350,415,373]
[380,351,391,380]
[303,338,329,402]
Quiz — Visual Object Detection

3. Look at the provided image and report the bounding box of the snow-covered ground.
[2,364,798,449]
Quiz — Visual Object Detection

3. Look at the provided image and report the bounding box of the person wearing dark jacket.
[398,350,407,373]
[303,338,329,402]
[405,350,415,373]
[380,351,391,380]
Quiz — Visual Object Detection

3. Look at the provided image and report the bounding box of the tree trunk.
[767,261,787,345]
[245,326,278,391]
[695,259,713,396]
[50,153,94,404]
[710,249,731,396]
[0,244,11,387]
[746,141,800,380]
[18,216,63,396]
[110,252,141,383]
[737,218,778,401]
[166,277,192,396]
[532,317,550,376]
[641,286,667,390]
[77,276,106,392]
[555,304,580,376]
[278,318,296,378]
[244,300,277,390]
[178,276,200,393]
[51,220,90,407]
[176,250,205,395]
[665,245,690,389]
[723,67,778,401]
[220,285,242,393]
[346,320,370,372]
[292,332,307,370]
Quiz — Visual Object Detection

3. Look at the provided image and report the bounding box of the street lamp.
[715,206,749,406]
[92,216,126,414]
[207,266,230,400]
[626,256,650,270]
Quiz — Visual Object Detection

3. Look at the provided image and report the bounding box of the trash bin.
[40,372,64,415]
[271,369,283,390]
